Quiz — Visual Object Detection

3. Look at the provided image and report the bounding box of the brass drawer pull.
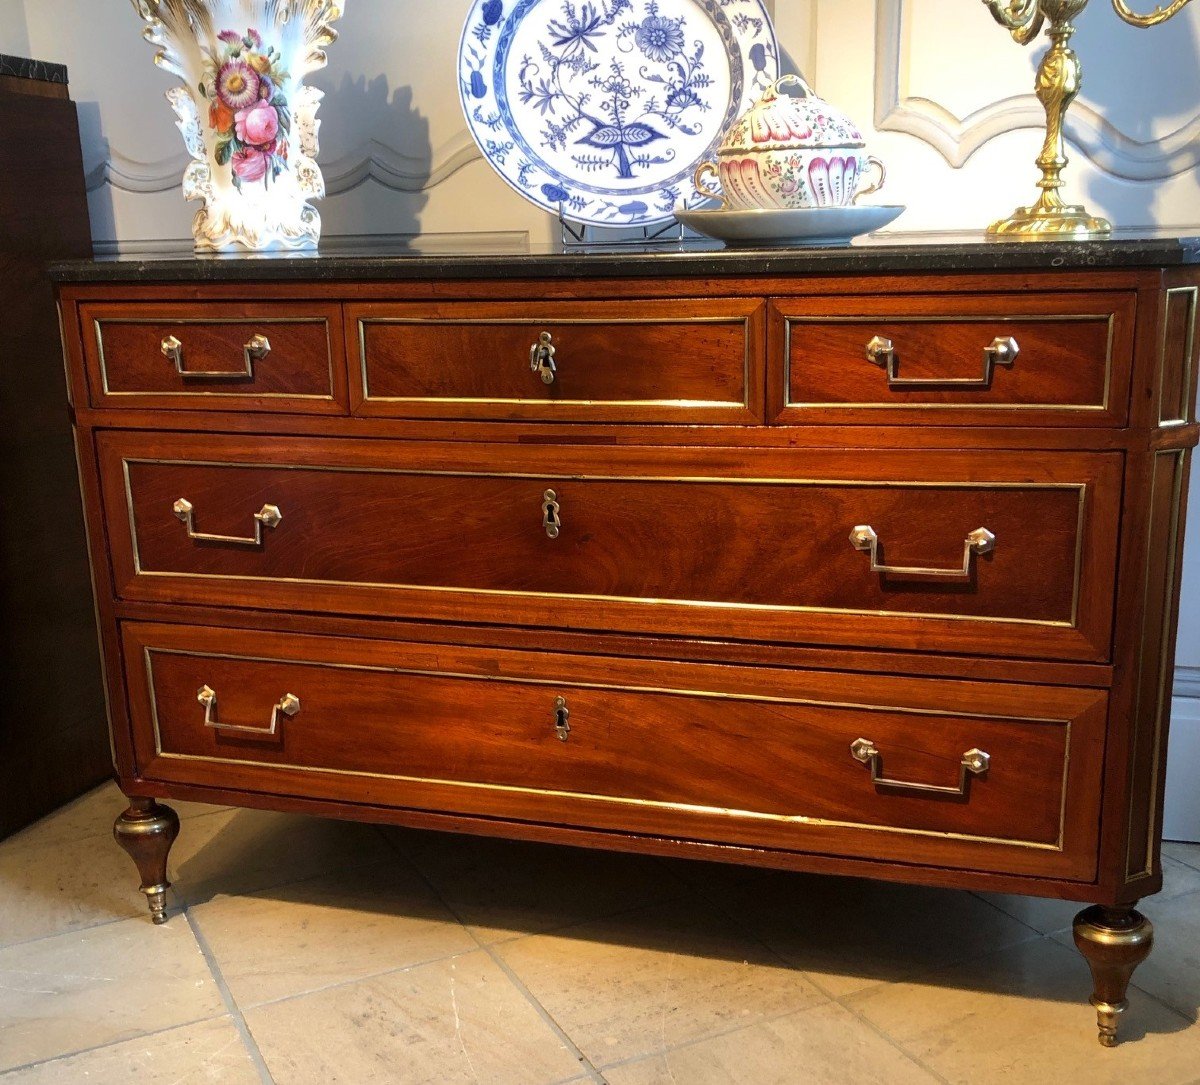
[530,331,557,385]
[161,332,271,380]
[197,684,300,736]
[865,334,1018,389]
[554,696,571,741]
[542,489,562,539]
[849,524,995,581]
[850,738,990,796]
[173,498,282,547]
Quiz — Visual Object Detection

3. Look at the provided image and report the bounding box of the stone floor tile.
[969,890,1081,935]
[0,829,151,949]
[391,828,685,943]
[170,808,395,906]
[603,1002,938,1085]
[244,949,586,1085]
[1164,839,1200,872]
[3,782,225,853]
[190,860,476,1007]
[691,864,1040,998]
[0,1016,260,1083]
[494,897,827,1068]
[0,915,225,1072]
[846,936,1200,1085]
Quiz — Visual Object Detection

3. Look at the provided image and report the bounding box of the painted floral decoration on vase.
[203,28,293,191]
[131,1,345,251]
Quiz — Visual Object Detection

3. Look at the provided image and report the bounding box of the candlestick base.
[988,201,1112,241]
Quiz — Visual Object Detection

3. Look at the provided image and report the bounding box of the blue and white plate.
[459,0,779,229]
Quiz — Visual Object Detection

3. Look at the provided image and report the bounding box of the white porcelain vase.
[132,0,345,251]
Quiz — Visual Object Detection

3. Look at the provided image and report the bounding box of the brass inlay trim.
[119,456,1090,631]
[357,316,753,410]
[781,313,1116,412]
[1157,287,1198,427]
[142,645,1072,852]
[1125,448,1187,878]
[94,317,337,401]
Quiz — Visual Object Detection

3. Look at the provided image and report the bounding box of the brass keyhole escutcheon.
[554,696,571,741]
[542,489,562,539]
[530,331,557,385]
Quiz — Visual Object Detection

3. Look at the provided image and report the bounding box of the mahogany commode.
[53,237,1200,1046]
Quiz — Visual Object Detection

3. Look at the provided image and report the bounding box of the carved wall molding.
[873,0,1200,180]
[87,130,483,196]
[1177,666,1200,700]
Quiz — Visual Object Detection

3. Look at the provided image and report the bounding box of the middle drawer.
[348,299,765,424]
[98,433,1121,661]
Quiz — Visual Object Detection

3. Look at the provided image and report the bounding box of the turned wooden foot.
[113,798,180,925]
[1072,904,1153,1047]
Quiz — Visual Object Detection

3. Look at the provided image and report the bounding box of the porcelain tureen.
[694,74,885,210]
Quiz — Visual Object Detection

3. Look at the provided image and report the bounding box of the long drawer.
[123,622,1107,879]
[349,299,765,424]
[769,292,1135,427]
[98,433,1122,661]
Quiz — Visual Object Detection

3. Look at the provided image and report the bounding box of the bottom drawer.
[123,622,1107,880]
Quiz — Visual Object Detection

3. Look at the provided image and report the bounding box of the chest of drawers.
[53,239,1199,1046]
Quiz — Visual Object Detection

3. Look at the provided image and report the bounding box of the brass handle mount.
[173,498,282,547]
[161,333,271,380]
[850,738,990,797]
[865,334,1018,389]
[530,331,557,385]
[849,524,995,582]
[197,684,300,736]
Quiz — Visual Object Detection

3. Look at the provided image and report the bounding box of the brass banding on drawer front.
[80,300,348,414]
[769,291,1135,427]
[349,298,766,424]
[123,622,1107,880]
[98,433,1122,663]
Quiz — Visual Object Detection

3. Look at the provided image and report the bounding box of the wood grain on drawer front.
[769,292,1135,426]
[349,299,765,423]
[80,301,347,413]
[123,623,1106,880]
[99,434,1121,662]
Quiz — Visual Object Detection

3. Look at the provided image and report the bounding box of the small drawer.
[124,622,1107,880]
[769,292,1135,426]
[99,433,1122,662]
[80,301,348,414]
[349,299,765,424]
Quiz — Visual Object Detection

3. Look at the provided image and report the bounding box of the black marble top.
[49,231,1200,285]
[0,55,68,85]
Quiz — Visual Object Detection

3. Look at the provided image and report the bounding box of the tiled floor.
[1,784,1198,1084]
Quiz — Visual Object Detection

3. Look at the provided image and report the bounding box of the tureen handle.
[693,161,727,208]
[853,156,887,204]
[770,73,818,99]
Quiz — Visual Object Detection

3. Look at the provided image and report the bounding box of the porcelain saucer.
[675,204,905,247]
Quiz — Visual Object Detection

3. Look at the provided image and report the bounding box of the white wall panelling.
[0,0,1195,838]
[874,0,1200,179]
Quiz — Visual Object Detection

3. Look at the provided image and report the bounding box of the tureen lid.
[718,74,865,154]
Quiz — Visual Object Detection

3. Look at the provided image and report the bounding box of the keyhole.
[554,696,571,741]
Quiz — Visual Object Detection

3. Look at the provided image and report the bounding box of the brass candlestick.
[983,0,1195,240]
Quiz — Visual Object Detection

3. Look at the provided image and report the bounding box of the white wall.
[2,0,1198,837]
[0,0,28,57]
